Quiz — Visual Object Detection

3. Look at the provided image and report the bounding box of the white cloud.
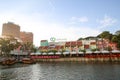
[70,17,77,21]
[70,16,88,24]
[98,15,117,29]
[78,16,88,22]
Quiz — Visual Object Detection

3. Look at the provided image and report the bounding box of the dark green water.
[0,62,120,80]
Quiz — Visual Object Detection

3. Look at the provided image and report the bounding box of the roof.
[41,40,48,42]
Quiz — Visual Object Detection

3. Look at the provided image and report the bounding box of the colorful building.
[39,38,117,52]
[40,40,49,46]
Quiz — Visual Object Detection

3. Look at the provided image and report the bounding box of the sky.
[0,0,120,46]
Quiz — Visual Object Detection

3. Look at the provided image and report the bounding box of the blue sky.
[0,0,120,46]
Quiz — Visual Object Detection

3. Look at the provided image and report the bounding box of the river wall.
[34,57,120,62]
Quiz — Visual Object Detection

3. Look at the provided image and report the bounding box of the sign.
[50,37,56,42]
[50,37,67,42]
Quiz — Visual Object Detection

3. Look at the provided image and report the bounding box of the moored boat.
[1,58,16,65]
[22,58,35,64]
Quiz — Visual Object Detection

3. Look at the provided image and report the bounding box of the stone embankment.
[34,57,120,62]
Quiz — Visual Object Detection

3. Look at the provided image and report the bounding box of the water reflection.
[0,62,120,80]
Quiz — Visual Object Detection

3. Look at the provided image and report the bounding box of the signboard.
[50,37,67,42]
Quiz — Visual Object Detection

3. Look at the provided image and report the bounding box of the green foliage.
[31,47,37,53]
[98,31,113,41]
[0,38,15,55]
[96,31,120,49]
[107,46,112,51]
[0,37,37,56]
[78,38,84,40]
[115,30,120,36]
[111,35,118,43]
[117,34,120,40]
[97,31,110,38]
[62,49,66,53]
[117,41,120,50]
[96,48,100,51]
[91,48,97,52]
[48,49,57,53]
[113,34,120,49]
[81,49,86,53]
[78,36,97,40]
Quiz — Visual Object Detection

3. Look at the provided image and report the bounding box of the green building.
[40,40,48,46]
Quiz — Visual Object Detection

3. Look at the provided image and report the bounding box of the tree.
[107,46,112,51]
[78,38,84,41]
[14,42,21,49]
[117,41,120,50]
[115,34,120,49]
[97,31,113,41]
[0,38,12,56]
[91,48,97,53]
[115,30,120,36]
[31,47,37,53]
[111,35,118,43]
[81,49,86,56]
[0,37,21,56]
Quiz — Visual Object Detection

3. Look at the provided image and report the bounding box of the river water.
[0,62,120,80]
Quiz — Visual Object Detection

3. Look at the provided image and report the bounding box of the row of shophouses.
[39,38,117,53]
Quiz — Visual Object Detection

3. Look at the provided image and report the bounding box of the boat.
[1,58,16,65]
[22,58,35,64]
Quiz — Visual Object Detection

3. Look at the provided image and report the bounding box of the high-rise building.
[20,31,33,43]
[2,22,20,38]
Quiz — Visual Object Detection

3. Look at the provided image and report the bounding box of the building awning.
[48,52,54,55]
[55,52,62,55]
[86,51,93,54]
[70,52,77,54]
[101,50,109,53]
[78,52,84,54]
[42,52,47,55]
[112,50,120,53]
[94,51,101,54]
[63,52,69,54]
[35,52,42,55]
